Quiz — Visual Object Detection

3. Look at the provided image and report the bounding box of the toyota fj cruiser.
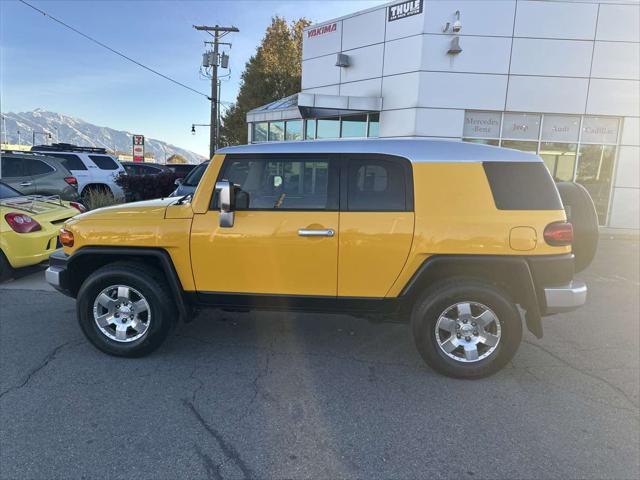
[46,139,597,378]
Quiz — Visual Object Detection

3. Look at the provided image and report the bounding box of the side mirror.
[174,178,184,187]
[215,179,235,227]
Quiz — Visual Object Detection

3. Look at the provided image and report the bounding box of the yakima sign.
[388,0,423,22]
[307,23,337,38]
[132,134,144,162]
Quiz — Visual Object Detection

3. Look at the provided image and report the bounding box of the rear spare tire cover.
[556,182,599,273]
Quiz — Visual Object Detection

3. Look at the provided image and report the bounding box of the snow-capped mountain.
[0,109,206,164]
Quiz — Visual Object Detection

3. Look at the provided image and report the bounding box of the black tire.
[411,280,522,379]
[556,182,599,273]
[77,262,176,357]
[0,250,13,283]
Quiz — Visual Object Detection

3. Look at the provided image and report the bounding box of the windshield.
[183,162,208,187]
[0,183,21,199]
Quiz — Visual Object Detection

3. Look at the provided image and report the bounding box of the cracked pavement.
[0,237,638,479]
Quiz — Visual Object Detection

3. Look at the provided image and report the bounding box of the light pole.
[191,124,211,135]
[160,144,168,164]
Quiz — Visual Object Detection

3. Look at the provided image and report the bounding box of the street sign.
[132,134,144,162]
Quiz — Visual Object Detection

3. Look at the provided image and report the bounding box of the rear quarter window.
[29,159,55,176]
[89,155,120,170]
[483,161,563,210]
[47,153,87,171]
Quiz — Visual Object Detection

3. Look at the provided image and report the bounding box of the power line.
[18,0,211,100]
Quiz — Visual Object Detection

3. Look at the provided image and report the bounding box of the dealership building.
[246,0,640,229]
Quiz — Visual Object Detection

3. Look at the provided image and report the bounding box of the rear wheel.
[411,280,522,378]
[77,263,176,357]
[0,251,13,283]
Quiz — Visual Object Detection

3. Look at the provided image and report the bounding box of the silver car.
[169,161,208,197]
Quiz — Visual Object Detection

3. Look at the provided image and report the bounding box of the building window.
[581,117,619,145]
[463,138,499,146]
[539,142,578,182]
[541,115,580,143]
[305,119,316,140]
[269,121,285,142]
[463,110,622,226]
[285,120,303,141]
[502,113,541,141]
[368,113,380,138]
[463,111,501,139]
[316,117,340,139]
[500,140,538,152]
[252,122,268,143]
[341,114,368,138]
[576,144,617,224]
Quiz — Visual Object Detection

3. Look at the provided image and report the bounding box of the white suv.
[31,143,125,201]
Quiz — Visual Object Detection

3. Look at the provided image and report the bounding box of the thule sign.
[388,0,423,22]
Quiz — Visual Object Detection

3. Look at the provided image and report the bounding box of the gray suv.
[0,151,80,201]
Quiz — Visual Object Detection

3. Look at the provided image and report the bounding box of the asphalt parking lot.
[0,236,638,480]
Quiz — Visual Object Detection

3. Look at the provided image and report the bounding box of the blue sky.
[0,0,387,156]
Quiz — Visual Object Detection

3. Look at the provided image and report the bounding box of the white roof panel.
[217,138,542,163]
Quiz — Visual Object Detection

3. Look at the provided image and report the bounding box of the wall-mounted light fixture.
[447,36,463,55]
[335,53,350,67]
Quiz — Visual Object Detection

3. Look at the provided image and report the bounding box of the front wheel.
[411,280,522,378]
[77,263,176,357]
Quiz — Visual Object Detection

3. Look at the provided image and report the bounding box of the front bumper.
[544,281,587,314]
[45,250,73,296]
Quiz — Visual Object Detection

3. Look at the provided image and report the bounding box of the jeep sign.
[388,0,423,22]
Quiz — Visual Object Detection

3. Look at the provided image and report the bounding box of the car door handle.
[298,228,335,237]
[20,182,32,187]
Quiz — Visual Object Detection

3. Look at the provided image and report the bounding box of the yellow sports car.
[0,181,85,281]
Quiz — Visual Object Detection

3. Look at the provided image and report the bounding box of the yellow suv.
[46,139,596,378]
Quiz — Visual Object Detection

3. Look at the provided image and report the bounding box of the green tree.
[220,16,310,146]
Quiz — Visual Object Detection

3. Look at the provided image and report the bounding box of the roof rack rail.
[0,149,45,157]
[32,143,108,154]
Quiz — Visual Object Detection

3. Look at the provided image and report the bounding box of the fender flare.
[399,255,543,338]
[63,247,190,322]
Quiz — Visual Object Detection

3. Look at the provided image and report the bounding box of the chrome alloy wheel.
[92,285,151,343]
[434,302,502,363]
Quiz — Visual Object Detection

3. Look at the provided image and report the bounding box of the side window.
[347,158,408,211]
[29,160,55,176]
[48,153,87,171]
[89,155,120,170]
[218,157,336,210]
[1,157,28,178]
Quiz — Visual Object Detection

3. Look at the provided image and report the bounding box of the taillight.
[64,176,78,187]
[59,228,74,247]
[544,221,573,246]
[4,213,42,233]
[69,201,87,213]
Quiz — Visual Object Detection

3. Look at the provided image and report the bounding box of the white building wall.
[298,0,640,228]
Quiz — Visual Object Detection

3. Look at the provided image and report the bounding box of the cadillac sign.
[388,0,423,22]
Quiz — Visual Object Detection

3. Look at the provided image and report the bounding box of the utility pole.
[193,24,238,159]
